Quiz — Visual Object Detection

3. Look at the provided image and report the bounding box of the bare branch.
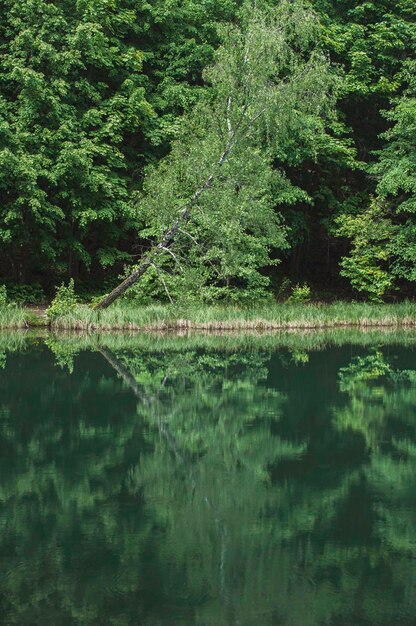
[161,246,184,272]
[150,263,174,304]
[178,227,200,247]
[226,96,233,139]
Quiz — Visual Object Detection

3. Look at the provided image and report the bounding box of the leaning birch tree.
[95,0,337,309]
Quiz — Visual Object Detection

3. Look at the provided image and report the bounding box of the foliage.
[335,62,416,298]
[0,284,7,307]
[0,0,158,282]
[0,0,416,301]
[276,276,292,300]
[375,94,416,216]
[0,0,244,289]
[372,83,416,284]
[317,1,416,298]
[336,201,398,301]
[121,1,336,304]
[6,283,45,305]
[46,278,78,319]
[287,283,311,303]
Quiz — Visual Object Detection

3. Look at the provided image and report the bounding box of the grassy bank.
[0,305,29,330]
[49,301,416,331]
[4,301,416,331]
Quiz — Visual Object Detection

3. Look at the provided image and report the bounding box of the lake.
[0,331,416,625]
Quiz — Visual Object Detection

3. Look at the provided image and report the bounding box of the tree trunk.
[94,205,191,310]
[99,346,148,401]
[94,146,231,310]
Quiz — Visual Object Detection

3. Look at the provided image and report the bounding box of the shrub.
[335,201,396,302]
[287,283,311,303]
[7,283,45,305]
[47,279,78,319]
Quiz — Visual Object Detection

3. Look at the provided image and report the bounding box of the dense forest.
[1,0,415,304]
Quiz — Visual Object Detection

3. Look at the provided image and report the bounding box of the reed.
[49,301,416,332]
[0,305,28,329]
[3,301,416,331]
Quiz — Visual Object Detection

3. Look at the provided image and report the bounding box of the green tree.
[335,200,398,301]
[96,0,337,307]
[0,0,154,283]
[372,72,416,284]
[334,57,416,299]
[317,1,416,298]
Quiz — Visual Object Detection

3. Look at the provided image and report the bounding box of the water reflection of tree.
[103,346,362,626]
[113,348,305,625]
[0,340,416,624]
[121,344,416,626]
[0,346,158,624]
[334,348,416,605]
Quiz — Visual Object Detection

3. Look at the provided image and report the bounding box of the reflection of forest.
[0,335,416,625]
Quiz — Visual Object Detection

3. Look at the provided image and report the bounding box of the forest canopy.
[0,0,415,303]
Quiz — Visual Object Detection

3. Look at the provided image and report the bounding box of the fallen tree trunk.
[94,147,231,310]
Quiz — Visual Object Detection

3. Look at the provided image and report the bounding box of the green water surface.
[0,331,416,625]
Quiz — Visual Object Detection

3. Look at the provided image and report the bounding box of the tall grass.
[50,301,416,332]
[2,301,416,331]
[0,305,28,329]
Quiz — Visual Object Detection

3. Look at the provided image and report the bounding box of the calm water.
[0,333,416,625]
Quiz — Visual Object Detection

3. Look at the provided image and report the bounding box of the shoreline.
[2,302,416,332]
[49,319,416,331]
